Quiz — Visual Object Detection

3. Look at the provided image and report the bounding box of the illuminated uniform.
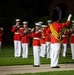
[12,19,21,57]
[61,30,68,57]
[70,20,74,60]
[30,23,42,67]
[0,28,3,52]
[40,33,46,57]
[45,26,51,58]
[20,27,30,58]
[49,7,72,68]
[50,21,70,67]
[70,33,74,60]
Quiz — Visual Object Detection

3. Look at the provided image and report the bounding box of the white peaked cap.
[38,21,43,24]
[72,20,74,23]
[47,20,52,23]
[42,25,47,27]
[15,19,20,22]
[23,21,28,24]
[35,23,42,26]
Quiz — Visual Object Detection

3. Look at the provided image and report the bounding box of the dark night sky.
[0,0,52,45]
[0,0,73,45]
[0,0,51,19]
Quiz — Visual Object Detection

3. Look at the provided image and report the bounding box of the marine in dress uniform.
[45,20,52,59]
[61,29,69,57]
[30,23,42,67]
[11,19,21,57]
[0,27,3,52]
[40,25,47,58]
[20,21,30,58]
[49,7,72,68]
[70,20,74,60]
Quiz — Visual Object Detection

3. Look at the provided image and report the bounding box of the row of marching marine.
[11,19,51,66]
[0,27,3,52]
[11,7,73,68]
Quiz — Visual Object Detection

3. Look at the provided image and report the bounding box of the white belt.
[15,32,20,34]
[62,35,68,37]
[33,38,40,40]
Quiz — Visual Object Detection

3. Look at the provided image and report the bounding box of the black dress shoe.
[51,66,60,68]
[33,65,40,67]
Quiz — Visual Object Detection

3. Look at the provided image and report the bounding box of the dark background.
[0,0,74,45]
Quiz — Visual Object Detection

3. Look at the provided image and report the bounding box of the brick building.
[49,0,74,18]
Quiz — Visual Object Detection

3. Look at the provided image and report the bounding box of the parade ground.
[0,0,74,75]
[0,46,74,75]
[0,64,74,75]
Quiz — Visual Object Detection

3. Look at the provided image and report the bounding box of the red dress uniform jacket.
[30,31,42,46]
[70,33,74,43]
[40,38,45,44]
[62,36,68,44]
[45,26,51,42]
[0,28,3,42]
[62,33,68,44]
[20,28,30,43]
[50,21,70,43]
[40,29,46,44]
[19,27,24,34]
[40,32,45,44]
[11,26,21,41]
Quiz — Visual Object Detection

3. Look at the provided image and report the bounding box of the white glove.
[67,14,72,21]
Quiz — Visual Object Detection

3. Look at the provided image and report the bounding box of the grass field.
[0,45,74,66]
[8,70,74,75]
